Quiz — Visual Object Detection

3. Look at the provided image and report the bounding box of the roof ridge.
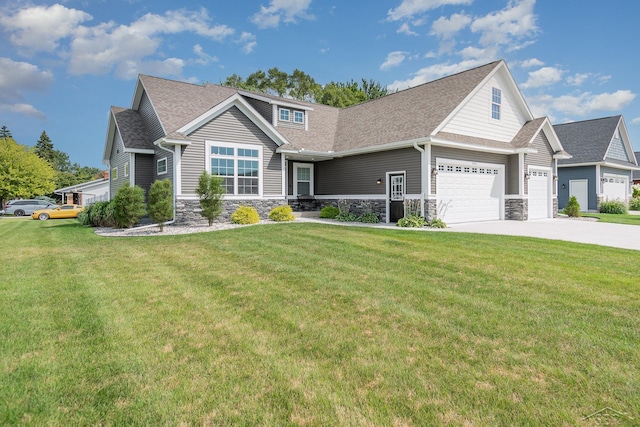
[554,115,621,127]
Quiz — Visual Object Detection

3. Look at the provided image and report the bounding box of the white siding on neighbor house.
[440,71,527,143]
[181,106,282,196]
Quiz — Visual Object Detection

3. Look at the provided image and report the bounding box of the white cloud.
[0,4,92,52]
[470,0,538,49]
[193,44,219,65]
[387,0,473,21]
[566,73,590,86]
[238,32,257,54]
[67,9,234,78]
[397,22,419,36]
[431,13,471,39]
[387,59,485,90]
[631,117,640,125]
[251,0,314,29]
[380,51,407,70]
[529,90,636,118]
[517,58,544,68]
[0,57,52,118]
[521,66,563,89]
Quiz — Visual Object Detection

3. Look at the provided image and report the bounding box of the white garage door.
[528,169,550,220]
[602,175,628,202]
[436,161,504,224]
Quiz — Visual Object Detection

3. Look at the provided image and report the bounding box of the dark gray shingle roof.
[554,116,627,165]
[111,107,153,150]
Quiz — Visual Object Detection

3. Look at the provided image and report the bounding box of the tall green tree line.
[219,67,389,107]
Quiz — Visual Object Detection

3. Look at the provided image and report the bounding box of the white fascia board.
[333,138,429,158]
[102,112,117,163]
[428,136,516,155]
[559,161,640,170]
[161,138,192,146]
[237,90,314,111]
[614,116,638,166]
[177,94,290,147]
[124,148,155,154]
[540,118,566,153]
[55,178,108,193]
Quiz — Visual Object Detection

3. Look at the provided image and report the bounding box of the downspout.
[413,141,425,217]
[154,139,176,227]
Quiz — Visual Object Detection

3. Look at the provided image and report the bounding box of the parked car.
[31,204,85,220]
[4,199,57,216]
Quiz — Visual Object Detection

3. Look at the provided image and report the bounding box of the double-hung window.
[209,142,262,196]
[491,87,501,120]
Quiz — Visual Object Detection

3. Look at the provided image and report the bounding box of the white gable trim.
[606,116,637,165]
[177,94,290,147]
[102,112,117,164]
[432,61,534,136]
[238,90,314,111]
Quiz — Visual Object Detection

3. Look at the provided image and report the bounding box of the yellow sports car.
[32,204,85,220]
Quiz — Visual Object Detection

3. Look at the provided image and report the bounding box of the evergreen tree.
[196,171,225,226]
[0,125,11,139]
[113,182,147,228]
[33,131,55,164]
[148,179,173,231]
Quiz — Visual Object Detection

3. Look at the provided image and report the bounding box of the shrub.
[397,214,426,228]
[269,205,295,222]
[113,182,147,228]
[148,179,173,231]
[356,212,380,223]
[81,201,116,227]
[196,171,225,226]
[231,205,260,224]
[633,185,640,199]
[599,200,627,214]
[427,218,447,228]
[563,196,581,217]
[630,197,640,211]
[335,211,357,222]
[319,205,339,219]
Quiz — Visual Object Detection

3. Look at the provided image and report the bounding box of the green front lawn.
[582,212,640,225]
[1,220,638,425]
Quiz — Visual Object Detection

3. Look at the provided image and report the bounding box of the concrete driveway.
[444,218,640,251]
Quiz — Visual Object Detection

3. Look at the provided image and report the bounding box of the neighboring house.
[103,60,570,224]
[555,116,639,212]
[54,177,110,205]
[634,152,640,185]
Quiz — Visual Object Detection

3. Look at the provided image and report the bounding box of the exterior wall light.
[524,173,530,180]
[431,167,438,176]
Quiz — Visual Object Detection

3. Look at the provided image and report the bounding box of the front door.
[389,174,405,222]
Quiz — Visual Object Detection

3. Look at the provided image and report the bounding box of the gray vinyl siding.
[431,146,508,194]
[246,98,273,123]
[506,155,519,194]
[139,91,164,142]
[154,147,174,186]
[525,131,554,195]
[181,106,282,196]
[109,131,130,198]
[314,148,421,195]
[557,166,597,210]
[135,154,154,197]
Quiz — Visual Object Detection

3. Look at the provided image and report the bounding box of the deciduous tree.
[0,137,56,203]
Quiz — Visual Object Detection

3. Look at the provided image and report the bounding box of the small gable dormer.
[606,125,632,162]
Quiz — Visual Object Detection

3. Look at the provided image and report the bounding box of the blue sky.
[1,0,639,168]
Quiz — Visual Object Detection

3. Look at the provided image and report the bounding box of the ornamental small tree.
[564,195,581,217]
[196,171,225,226]
[113,182,147,228]
[148,179,173,231]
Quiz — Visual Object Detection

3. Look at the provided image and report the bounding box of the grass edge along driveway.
[1,220,638,426]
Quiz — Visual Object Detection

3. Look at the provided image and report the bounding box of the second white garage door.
[436,160,504,224]
[602,175,628,202]
[528,169,551,219]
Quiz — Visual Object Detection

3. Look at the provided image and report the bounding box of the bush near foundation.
[269,205,295,222]
[319,205,339,219]
[563,196,581,217]
[599,200,627,214]
[231,205,260,224]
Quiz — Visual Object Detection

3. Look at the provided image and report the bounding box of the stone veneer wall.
[553,197,558,217]
[175,199,285,226]
[290,198,387,221]
[505,198,527,221]
[424,199,437,220]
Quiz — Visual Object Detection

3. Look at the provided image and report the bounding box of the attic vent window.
[491,87,501,120]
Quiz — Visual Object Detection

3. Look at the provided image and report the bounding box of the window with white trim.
[209,142,262,195]
[293,111,304,124]
[293,163,313,196]
[279,108,290,122]
[157,157,167,175]
[124,162,129,177]
[112,167,118,180]
[491,87,501,120]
